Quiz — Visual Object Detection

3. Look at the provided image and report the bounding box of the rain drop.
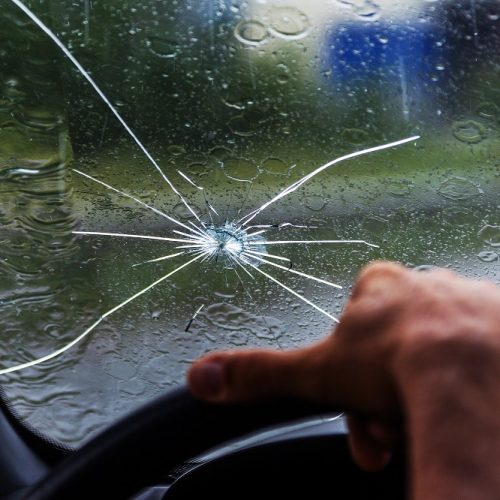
[341,127,370,145]
[13,106,63,131]
[477,251,498,263]
[262,157,288,175]
[438,177,482,201]
[104,360,137,380]
[476,102,498,120]
[354,0,381,21]
[234,20,268,45]
[276,62,290,84]
[186,162,209,178]
[267,7,310,39]
[228,113,261,137]
[146,36,179,58]
[209,146,233,161]
[304,195,326,211]
[223,157,259,182]
[167,144,186,156]
[173,202,196,219]
[452,119,486,144]
[478,225,500,247]
[413,265,436,272]
[387,179,413,197]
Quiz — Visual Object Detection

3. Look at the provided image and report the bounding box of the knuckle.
[351,261,408,301]
[339,294,402,338]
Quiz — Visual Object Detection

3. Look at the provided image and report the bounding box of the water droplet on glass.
[477,251,498,263]
[277,73,289,84]
[0,97,12,112]
[119,379,147,397]
[228,114,261,137]
[413,265,436,272]
[3,77,25,100]
[438,177,482,201]
[304,195,326,211]
[387,179,413,197]
[267,7,310,39]
[204,302,246,329]
[209,146,233,161]
[173,202,196,219]
[452,119,486,144]
[223,157,258,182]
[203,302,282,341]
[478,225,500,247]
[354,0,381,21]
[234,20,268,45]
[228,331,249,346]
[336,0,380,20]
[167,144,186,156]
[442,206,478,227]
[143,355,174,385]
[104,360,137,380]
[186,161,208,178]
[146,36,179,58]
[151,309,161,320]
[262,157,288,174]
[13,106,63,131]
[476,102,498,120]
[276,62,290,84]
[341,127,370,145]
[221,83,255,110]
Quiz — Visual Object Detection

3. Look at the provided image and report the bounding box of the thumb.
[187,337,340,405]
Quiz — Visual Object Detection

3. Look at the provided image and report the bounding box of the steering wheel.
[4,386,404,499]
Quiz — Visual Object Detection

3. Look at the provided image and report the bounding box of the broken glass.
[0,0,499,445]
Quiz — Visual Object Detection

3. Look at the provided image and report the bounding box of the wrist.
[395,336,500,500]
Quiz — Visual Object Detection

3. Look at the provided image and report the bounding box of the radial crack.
[73,230,200,245]
[132,251,187,267]
[238,135,420,226]
[0,253,204,375]
[249,239,380,248]
[242,252,342,289]
[10,0,203,223]
[244,249,291,264]
[73,169,203,237]
[185,304,205,332]
[240,256,339,322]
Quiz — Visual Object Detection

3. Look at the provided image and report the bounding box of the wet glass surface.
[0,0,499,445]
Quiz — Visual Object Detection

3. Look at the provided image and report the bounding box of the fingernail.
[191,361,225,398]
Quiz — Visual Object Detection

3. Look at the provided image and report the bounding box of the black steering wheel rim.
[23,385,336,500]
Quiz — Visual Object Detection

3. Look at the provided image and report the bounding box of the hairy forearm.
[399,341,500,500]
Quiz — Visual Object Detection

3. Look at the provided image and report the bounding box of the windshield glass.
[1,0,498,446]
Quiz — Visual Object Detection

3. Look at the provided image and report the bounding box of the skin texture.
[187,261,500,500]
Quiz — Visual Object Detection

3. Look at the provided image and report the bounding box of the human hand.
[188,262,500,498]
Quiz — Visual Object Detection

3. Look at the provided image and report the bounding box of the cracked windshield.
[0,0,499,446]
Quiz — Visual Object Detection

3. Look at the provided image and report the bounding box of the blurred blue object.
[327,22,445,80]
[324,21,448,122]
